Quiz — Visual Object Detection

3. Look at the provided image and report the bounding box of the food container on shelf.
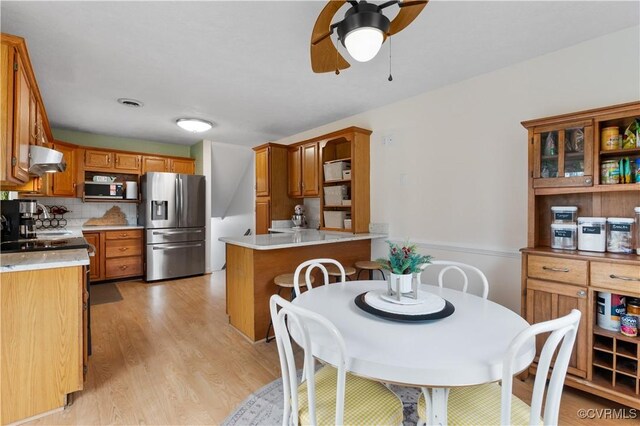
[577,217,606,252]
[323,160,350,181]
[620,314,638,337]
[596,292,626,331]
[341,199,351,206]
[601,126,620,151]
[343,219,352,229]
[600,160,620,184]
[636,207,640,254]
[627,297,640,322]
[550,223,577,250]
[342,170,351,180]
[324,211,348,229]
[551,206,577,224]
[606,218,635,253]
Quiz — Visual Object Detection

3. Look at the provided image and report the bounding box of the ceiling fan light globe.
[176,118,214,133]
[344,27,384,62]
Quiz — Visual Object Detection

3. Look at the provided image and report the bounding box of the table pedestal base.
[420,387,450,426]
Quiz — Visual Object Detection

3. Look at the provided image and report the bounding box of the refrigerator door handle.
[175,176,181,228]
[152,229,203,235]
[152,243,203,250]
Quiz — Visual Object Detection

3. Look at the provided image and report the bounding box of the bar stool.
[355,260,386,280]
[326,264,357,282]
[265,273,315,342]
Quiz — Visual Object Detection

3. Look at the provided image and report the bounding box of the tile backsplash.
[35,197,137,227]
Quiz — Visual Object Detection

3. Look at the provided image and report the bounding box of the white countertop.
[219,230,386,250]
[1,249,90,273]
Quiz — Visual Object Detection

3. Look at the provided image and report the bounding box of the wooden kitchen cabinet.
[84,149,112,171]
[253,144,297,234]
[255,198,270,235]
[50,141,76,196]
[114,152,141,173]
[287,146,302,197]
[255,146,270,197]
[521,102,640,409]
[0,266,84,424]
[288,142,320,198]
[83,232,102,282]
[141,155,169,173]
[1,34,54,186]
[170,158,195,174]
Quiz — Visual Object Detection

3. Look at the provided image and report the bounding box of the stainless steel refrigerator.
[138,172,206,281]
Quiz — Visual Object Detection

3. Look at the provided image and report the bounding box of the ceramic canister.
[596,292,626,331]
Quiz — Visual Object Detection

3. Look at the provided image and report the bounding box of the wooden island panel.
[226,239,371,341]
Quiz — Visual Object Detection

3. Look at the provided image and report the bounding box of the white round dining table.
[291,280,536,426]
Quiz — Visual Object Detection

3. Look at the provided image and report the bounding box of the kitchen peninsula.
[220,231,385,341]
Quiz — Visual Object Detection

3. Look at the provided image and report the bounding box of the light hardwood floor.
[27,273,636,425]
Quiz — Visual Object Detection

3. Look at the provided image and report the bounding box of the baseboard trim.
[384,238,521,259]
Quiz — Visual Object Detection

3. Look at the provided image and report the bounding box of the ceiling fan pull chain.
[335,34,341,75]
[388,35,393,81]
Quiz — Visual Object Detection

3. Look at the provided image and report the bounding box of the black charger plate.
[354,292,455,322]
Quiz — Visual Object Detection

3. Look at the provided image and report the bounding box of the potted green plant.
[376,241,432,293]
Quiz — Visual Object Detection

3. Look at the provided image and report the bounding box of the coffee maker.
[292,204,307,229]
[0,199,44,241]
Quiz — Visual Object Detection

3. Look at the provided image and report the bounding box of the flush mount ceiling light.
[176,118,214,133]
[310,0,429,73]
[117,98,144,107]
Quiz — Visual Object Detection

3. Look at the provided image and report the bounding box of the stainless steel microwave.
[84,181,124,199]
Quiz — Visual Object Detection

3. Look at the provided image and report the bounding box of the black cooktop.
[0,237,89,253]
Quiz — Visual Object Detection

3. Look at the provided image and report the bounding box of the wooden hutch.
[521,101,640,409]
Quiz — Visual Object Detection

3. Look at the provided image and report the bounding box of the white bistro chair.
[270,295,403,426]
[417,309,582,426]
[293,258,347,298]
[420,260,490,299]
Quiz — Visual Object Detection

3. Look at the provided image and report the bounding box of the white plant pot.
[389,272,413,293]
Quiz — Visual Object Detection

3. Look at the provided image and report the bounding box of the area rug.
[90,283,123,305]
[223,376,421,426]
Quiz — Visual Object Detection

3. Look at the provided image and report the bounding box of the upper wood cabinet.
[301,143,319,197]
[141,156,168,173]
[255,146,270,197]
[114,152,140,173]
[288,146,302,197]
[1,34,54,186]
[50,142,76,196]
[170,158,195,174]
[255,198,270,235]
[84,149,112,171]
[288,142,320,198]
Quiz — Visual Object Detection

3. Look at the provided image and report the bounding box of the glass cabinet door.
[533,123,593,188]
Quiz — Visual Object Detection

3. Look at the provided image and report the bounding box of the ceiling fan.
[310,0,429,74]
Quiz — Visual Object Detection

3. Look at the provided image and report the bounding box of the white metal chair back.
[293,258,347,297]
[270,294,349,426]
[419,260,489,299]
[502,309,581,425]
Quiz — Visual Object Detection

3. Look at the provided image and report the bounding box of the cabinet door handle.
[107,156,111,164]
[119,233,128,238]
[542,266,570,273]
[585,178,592,184]
[609,274,640,282]
[577,290,586,297]
[119,265,128,270]
[118,247,129,252]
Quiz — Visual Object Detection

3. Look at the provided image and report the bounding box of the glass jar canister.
[551,206,578,224]
[551,223,577,250]
[577,217,606,252]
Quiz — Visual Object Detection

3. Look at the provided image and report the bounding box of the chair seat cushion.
[417,383,540,426]
[297,365,403,426]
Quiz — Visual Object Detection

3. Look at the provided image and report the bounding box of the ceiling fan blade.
[388,0,428,35]
[311,35,351,73]
[310,0,350,73]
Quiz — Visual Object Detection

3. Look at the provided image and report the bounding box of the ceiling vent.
[117,98,144,108]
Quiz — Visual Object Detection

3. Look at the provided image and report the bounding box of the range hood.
[28,145,67,176]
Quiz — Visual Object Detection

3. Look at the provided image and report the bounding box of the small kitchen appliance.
[0,200,20,242]
[292,204,307,229]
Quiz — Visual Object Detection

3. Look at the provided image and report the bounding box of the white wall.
[275,26,640,313]
[191,140,213,273]
[209,143,255,270]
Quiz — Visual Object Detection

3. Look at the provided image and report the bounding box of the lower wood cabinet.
[0,266,85,424]
[522,250,640,409]
[83,229,143,282]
